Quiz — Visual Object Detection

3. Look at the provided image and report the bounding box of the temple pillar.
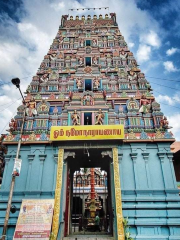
[53,154,58,190]
[130,152,139,189]
[38,154,46,190]
[1,155,11,190]
[157,152,167,188]
[68,113,71,126]
[142,152,152,189]
[25,154,35,190]
[166,152,177,188]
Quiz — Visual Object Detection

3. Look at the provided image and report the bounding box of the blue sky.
[0,0,180,139]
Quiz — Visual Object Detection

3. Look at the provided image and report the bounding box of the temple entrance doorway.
[64,148,114,237]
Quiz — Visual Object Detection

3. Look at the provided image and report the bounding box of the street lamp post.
[1,78,26,240]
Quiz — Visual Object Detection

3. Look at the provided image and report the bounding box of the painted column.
[130,152,139,189]
[142,152,152,189]
[37,154,46,190]
[53,154,58,190]
[92,112,95,125]
[105,112,108,125]
[118,153,123,189]
[68,113,71,126]
[112,148,124,240]
[166,152,177,188]
[25,154,35,190]
[1,155,11,190]
[157,152,167,188]
[52,148,64,239]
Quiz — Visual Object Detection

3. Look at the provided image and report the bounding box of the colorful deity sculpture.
[95,109,104,125]
[26,98,37,117]
[93,78,100,89]
[128,70,137,81]
[160,116,172,129]
[76,78,83,89]
[40,73,49,83]
[82,94,94,106]
[92,56,98,65]
[138,95,151,114]
[78,56,84,66]
[120,49,127,65]
[71,110,80,125]
[8,118,17,132]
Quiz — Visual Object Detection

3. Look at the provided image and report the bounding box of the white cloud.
[128,42,135,48]
[156,92,180,106]
[136,44,151,62]
[140,30,161,47]
[166,47,180,56]
[156,95,174,105]
[167,113,180,140]
[163,61,179,72]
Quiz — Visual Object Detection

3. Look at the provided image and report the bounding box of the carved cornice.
[39,154,47,161]
[27,154,35,162]
[130,152,138,161]
[157,152,165,162]
[142,152,149,161]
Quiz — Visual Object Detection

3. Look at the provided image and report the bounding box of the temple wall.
[0,142,180,239]
[118,142,180,240]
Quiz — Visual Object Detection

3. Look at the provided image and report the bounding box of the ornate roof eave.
[3,138,175,146]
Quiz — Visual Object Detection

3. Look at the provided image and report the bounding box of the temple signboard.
[13,199,54,240]
[50,125,124,141]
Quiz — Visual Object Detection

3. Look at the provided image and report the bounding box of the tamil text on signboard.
[50,125,124,141]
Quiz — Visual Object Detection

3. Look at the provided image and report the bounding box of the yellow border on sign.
[50,125,124,141]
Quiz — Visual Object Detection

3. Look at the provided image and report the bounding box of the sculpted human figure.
[80,39,84,47]
[78,56,84,66]
[95,109,104,125]
[49,53,57,61]
[160,116,172,129]
[120,49,127,65]
[83,94,94,106]
[93,77,100,89]
[93,56,98,65]
[9,118,17,132]
[128,70,137,81]
[40,73,49,83]
[26,98,37,117]
[138,95,151,114]
[71,110,80,125]
[76,78,83,89]
[92,39,97,46]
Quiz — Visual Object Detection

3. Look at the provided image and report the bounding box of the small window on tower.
[86,40,91,46]
[85,57,91,66]
[84,112,92,125]
[85,79,92,91]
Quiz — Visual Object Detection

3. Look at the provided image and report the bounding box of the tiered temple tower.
[0,13,180,240]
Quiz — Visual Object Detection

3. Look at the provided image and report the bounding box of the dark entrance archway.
[64,148,114,237]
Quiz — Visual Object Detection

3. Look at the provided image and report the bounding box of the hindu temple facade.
[0,13,180,240]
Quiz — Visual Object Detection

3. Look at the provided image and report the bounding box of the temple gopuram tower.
[0,12,180,240]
